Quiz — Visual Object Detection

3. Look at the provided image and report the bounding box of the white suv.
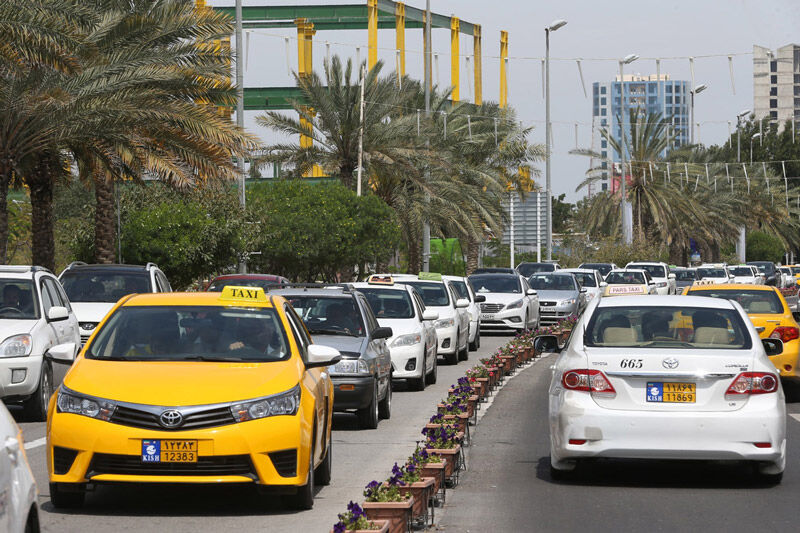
[625,262,676,295]
[0,266,80,421]
[443,275,484,351]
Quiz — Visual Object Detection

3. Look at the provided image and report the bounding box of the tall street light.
[618,53,638,244]
[751,132,761,163]
[544,18,566,262]
[235,0,246,272]
[689,83,707,145]
[422,0,431,272]
[736,109,751,163]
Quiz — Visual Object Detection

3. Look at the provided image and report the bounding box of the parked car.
[273,285,392,429]
[395,276,470,365]
[747,261,779,286]
[207,273,290,291]
[729,265,763,285]
[625,262,676,295]
[528,272,587,325]
[778,266,795,289]
[59,262,171,347]
[578,262,618,278]
[560,268,605,305]
[0,400,40,532]
[0,266,80,421]
[603,269,658,296]
[696,264,733,285]
[443,275,485,351]
[468,273,539,332]
[516,262,561,278]
[544,294,786,483]
[352,277,438,391]
[471,267,517,275]
[672,267,698,291]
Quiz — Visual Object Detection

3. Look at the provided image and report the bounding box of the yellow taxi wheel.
[314,437,332,486]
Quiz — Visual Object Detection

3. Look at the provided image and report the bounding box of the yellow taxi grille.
[87,453,256,478]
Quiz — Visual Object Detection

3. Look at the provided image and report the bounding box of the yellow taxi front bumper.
[47,409,312,487]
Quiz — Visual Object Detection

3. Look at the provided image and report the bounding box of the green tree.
[746,230,785,263]
[552,194,575,234]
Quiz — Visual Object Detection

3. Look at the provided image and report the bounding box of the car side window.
[284,304,310,359]
[156,271,172,292]
[360,296,379,333]
[412,291,426,321]
[44,278,70,311]
[39,279,55,314]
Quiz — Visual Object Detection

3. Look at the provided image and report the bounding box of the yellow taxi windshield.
[85,306,291,362]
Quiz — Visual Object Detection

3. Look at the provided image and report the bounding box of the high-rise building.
[753,44,800,130]
[591,74,689,192]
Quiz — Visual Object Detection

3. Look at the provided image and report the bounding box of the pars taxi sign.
[219,285,268,302]
[368,274,394,285]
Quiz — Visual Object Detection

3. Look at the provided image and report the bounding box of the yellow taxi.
[46,286,340,510]
[685,284,800,380]
[786,264,800,287]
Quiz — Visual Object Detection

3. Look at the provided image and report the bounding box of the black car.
[516,262,560,277]
[271,285,393,429]
[578,263,618,278]
[747,261,778,286]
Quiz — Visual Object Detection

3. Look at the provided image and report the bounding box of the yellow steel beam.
[473,24,482,105]
[450,17,460,101]
[395,2,405,78]
[367,0,378,69]
[296,19,321,176]
[500,30,508,108]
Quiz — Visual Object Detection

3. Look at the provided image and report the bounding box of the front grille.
[88,453,256,478]
[540,312,571,325]
[268,449,297,477]
[80,335,91,346]
[110,405,235,431]
[53,446,79,475]
[480,303,504,313]
[539,301,557,307]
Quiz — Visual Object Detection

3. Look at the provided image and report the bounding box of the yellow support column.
[395,2,406,78]
[296,19,320,176]
[499,30,508,108]
[473,25,482,105]
[367,0,378,69]
[450,17,460,101]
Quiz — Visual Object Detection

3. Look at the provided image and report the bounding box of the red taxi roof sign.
[367,274,394,285]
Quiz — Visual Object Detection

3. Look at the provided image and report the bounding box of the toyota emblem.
[662,357,679,370]
[159,409,183,428]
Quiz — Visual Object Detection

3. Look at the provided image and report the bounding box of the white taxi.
[603,269,658,296]
[353,276,439,390]
[545,295,786,483]
[443,275,484,351]
[1,402,39,532]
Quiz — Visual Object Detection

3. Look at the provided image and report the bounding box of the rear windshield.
[402,282,450,307]
[570,272,597,288]
[61,271,150,303]
[697,268,727,279]
[605,271,645,285]
[629,264,666,278]
[585,305,751,349]
[791,267,800,275]
[517,263,555,277]
[729,267,754,277]
[207,278,284,291]
[529,274,576,291]
[284,295,365,337]
[359,288,414,319]
[468,276,521,294]
[580,263,613,277]
[86,306,290,362]
[749,263,774,274]
[688,289,783,314]
[674,270,696,281]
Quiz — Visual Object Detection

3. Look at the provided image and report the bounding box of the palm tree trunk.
[28,160,56,271]
[465,236,480,275]
[407,237,421,274]
[0,161,10,264]
[94,175,116,263]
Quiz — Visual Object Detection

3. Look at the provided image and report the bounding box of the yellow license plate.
[142,439,198,463]
[646,382,696,403]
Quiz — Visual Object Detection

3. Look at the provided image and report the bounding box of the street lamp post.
[422,0,431,272]
[734,109,750,263]
[544,19,566,262]
[618,53,638,244]
[689,83,707,145]
[235,0,246,273]
[751,132,761,164]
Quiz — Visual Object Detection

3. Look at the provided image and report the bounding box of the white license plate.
[480,314,495,320]
[540,307,555,312]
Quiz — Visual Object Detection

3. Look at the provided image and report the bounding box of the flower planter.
[474,378,489,398]
[425,445,461,479]
[418,462,445,493]
[498,355,515,373]
[363,499,414,533]
[524,347,534,361]
[466,395,478,418]
[330,520,389,533]
[558,329,572,344]
[515,349,525,365]
[440,412,469,434]
[397,478,435,520]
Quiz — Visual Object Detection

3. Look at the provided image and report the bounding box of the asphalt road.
[12,334,509,533]
[437,352,800,533]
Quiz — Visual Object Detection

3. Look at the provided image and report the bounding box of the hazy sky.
[211,0,799,201]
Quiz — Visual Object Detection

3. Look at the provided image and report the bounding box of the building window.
[770,99,778,108]
[601,108,607,116]
[795,73,800,84]
[601,183,608,191]
[771,75,777,84]
[601,97,606,105]
[674,95,681,104]
[666,85,672,93]
[770,111,778,120]
[666,96,672,104]
[601,140,607,148]
[795,97,800,107]
[593,84,599,95]
[795,86,800,95]
[601,86,606,94]
[648,96,656,105]
[770,60,777,72]
[649,84,656,93]
[771,87,778,96]
[601,161,607,169]
[600,119,607,126]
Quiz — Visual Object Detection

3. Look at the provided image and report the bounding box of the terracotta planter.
[515,349,525,365]
[524,347,534,361]
[418,461,444,493]
[499,355,515,373]
[425,422,458,431]
[363,499,414,533]
[425,445,461,478]
[466,395,478,418]
[397,478,435,519]
[330,519,389,533]
[475,378,488,397]
[441,413,468,434]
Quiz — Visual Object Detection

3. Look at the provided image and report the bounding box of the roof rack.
[268,282,353,293]
[65,261,87,269]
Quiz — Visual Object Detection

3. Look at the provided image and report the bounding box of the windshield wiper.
[308,328,359,337]
[179,355,255,362]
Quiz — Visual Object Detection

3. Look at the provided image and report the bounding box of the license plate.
[646,382,695,403]
[540,307,555,312]
[480,314,495,320]
[142,440,198,463]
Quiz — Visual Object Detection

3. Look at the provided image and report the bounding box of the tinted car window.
[570,272,597,287]
[629,264,666,278]
[697,268,727,279]
[605,271,645,285]
[0,280,39,319]
[61,272,151,303]
[528,274,576,291]
[468,275,521,294]
[674,269,697,281]
[359,288,415,319]
[285,296,365,337]
[402,282,450,307]
[450,280,470,300]
[517,263,556,277]
[730,267,754,276]
[580,263,613,277]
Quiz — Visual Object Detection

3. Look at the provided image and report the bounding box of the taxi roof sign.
[417,272,442,281]
[367,274,394,285]
[219,285,268,303]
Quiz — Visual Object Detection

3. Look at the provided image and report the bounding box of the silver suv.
[0,266,80,421]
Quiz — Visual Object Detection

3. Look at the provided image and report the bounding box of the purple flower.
[333,522,346,533]
[407,463,416,474]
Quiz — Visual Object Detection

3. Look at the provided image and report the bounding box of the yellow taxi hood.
[63,357,303,406]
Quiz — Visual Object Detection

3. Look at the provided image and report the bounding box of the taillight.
[725,372,778,397]
[769,326,799,343]
[561,369,616,394]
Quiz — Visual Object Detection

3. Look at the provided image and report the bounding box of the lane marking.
[790,414,800,423]
[24,437,46,450]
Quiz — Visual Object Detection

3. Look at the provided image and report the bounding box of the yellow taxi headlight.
[57,386,116,421]
[229,385,301,422]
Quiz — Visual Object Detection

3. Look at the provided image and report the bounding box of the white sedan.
[729,265,763,285]
[1,402,40,532]
[545,295,786,483]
